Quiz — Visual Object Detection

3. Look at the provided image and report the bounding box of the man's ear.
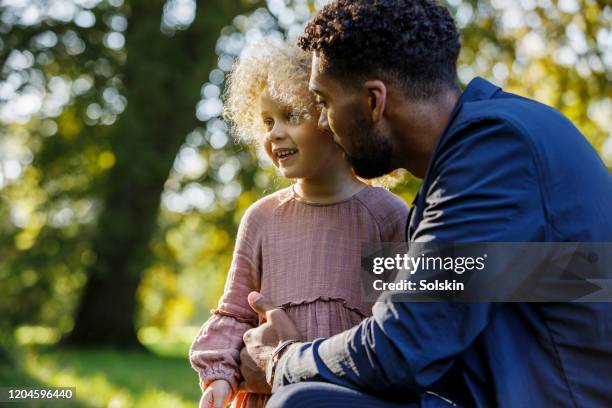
[364,80,387,123]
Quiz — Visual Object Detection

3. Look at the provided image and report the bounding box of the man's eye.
[288,113,302,124]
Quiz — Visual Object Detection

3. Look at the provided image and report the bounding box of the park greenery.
[0,0,610,406]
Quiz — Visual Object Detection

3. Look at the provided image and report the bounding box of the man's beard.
[343,117,395,179]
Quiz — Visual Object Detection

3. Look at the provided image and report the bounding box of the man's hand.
[238,291,301,394]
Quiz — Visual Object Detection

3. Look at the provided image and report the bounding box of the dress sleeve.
[379,195,410,242]
[189,205,263,395]
[272,119,547,398]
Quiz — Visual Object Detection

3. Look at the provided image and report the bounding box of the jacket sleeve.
[273,119,547,397]
[189,206,263,395]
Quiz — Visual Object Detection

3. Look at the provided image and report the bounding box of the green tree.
[0,0,264,349]
[65,0,264,348]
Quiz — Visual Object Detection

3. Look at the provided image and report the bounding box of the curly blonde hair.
[224,39,317,145]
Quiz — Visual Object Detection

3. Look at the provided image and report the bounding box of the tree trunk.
[64,0,260,348]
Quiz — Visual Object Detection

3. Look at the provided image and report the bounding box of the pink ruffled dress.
[189,185,409,407]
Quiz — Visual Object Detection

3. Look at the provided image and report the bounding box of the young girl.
[189,40,409,408]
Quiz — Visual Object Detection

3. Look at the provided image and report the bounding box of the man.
[239,0,612,406]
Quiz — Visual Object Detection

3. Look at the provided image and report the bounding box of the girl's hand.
[199,379,232,408]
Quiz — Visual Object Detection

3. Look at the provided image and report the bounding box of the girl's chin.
[279,165,311,179]
[279,170,301,179]
[276,162,295,176]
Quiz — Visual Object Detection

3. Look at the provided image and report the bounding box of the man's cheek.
[327,117,342,140]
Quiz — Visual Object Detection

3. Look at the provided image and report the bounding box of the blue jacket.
[273,78,612,407]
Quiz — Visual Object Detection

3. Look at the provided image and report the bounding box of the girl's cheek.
[266,152,278,167]
[262,144,278,166]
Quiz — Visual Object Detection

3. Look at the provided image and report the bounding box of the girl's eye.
[263,118,274,130]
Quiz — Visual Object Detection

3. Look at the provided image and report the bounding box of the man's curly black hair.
[298,0,460,100]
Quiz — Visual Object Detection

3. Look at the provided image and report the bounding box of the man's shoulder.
[438,91,576,169]
[445,89,595,176]
[457,78,564,129]
[435,101,537,170]
[454,90,570,138]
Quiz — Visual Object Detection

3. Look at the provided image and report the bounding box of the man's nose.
[318,109,329,131]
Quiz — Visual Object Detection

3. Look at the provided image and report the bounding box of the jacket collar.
[458,77,502,105]
[437,77,503,148]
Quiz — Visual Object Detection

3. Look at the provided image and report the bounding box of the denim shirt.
[273,78,612,407]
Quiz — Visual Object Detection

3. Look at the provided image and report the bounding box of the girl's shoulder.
[236,187,293,241]
[356,186,410,218]
[242,186,294,221]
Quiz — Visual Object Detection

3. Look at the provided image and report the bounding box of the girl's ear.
[364,80,387,124]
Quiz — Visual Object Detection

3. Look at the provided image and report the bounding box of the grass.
[0,337,202,407]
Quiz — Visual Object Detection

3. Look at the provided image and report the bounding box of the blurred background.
[0,0,610,406]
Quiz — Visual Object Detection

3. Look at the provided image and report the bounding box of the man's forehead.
[311,53,325,73]
[309,54,330,93]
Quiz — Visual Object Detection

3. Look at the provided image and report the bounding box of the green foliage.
[455,0,611,153]
[0,345,199,407]
[1,0,266,347]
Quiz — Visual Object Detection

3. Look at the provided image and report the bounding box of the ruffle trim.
[210,308,259,326]
[197,368,239,400]
[277,296,369,319]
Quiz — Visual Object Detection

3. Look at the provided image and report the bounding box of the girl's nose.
[268,124,288,141]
